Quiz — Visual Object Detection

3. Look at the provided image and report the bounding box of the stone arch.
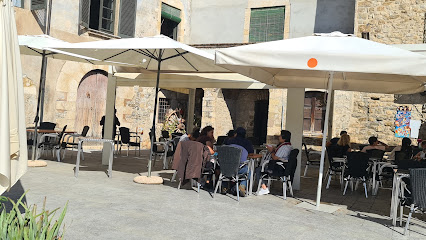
[75,69,108,138]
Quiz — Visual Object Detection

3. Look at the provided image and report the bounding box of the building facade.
[15,0,426,148]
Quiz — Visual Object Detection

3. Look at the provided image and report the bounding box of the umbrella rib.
[144,49,158,69]
[133,49,157,60]
[103,49,132,61]
[164,50,198,72]
[27,46,44,55]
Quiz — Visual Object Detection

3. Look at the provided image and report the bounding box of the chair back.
[216,136,227,145]
[161,130,170,139]
[171,132,183,138]
[302,143,310,162]
[409,168,426,209]
[57,125,67,144]
[412,148,421,157]
[119,127,131,144]
[39,122,56,130]
[216,145,242,178]
[229,144,248,164]
[81,126,90,137]
[346,152,369,178]
[284,149,299,180]
[366,149,385,160]
[395,151,411,162]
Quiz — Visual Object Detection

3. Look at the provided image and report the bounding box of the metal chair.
[343,152,369,198]
[303,142,320,177]
[213,145,249,202]
[36,125,67,161]
[60,126,89,160]
[404,168,426,235]
[325,145,346,189]
[256,149,299,200]
[119,127,141,156]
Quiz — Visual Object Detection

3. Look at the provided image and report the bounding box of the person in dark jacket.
[100,109,120,139]
[226,127,254,154]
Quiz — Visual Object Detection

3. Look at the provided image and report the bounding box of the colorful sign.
[395,106,411,138]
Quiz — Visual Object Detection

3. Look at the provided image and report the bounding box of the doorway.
[303,91,326,134]
[254,100,269,145]
[75,70,108,138]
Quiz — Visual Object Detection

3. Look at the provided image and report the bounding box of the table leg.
[108,142,114,178]
[75,141,82,178]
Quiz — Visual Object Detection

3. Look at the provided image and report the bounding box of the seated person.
[257,130,293,196]
[223,129,236,145]
[389,137,413,161]
[414,141,426,160]
[327,131,347,147]
[361,136,388,153]
[179,127,200,142]
[196,126,215,154]
[337,134,352,154]
[226,127,254,154]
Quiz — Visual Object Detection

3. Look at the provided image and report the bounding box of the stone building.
[14,0,426,148]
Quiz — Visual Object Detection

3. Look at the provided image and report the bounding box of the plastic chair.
[119,127,141,156]
[404,168,426,235]
[343,152,369,198]
[60,126,89,160]
[36,125,67,161]
[213,145,249,202]
[257,149,299,200]
[303,142,320,177]
[325,145,346,189]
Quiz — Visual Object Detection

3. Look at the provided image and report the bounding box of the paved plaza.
[2,149,426,239]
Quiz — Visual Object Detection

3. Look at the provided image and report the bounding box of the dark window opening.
[89,0,115,33]
[158,98,171,123]
[303,92,326,134]
[361,32,370,40]
[161,18,178,40]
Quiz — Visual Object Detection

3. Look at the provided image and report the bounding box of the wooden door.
[75,70,108,138]
[303,92,326,133]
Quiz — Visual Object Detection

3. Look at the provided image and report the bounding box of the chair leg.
[267,178,271,189]
[213,174,222,198]
[236,176,240,202]
[127,145,129,157]
[282,178,287,200]
[363,178,368,198]
[153,154,157,166]
[303,164,309,177]
[404,204,415,235]
[326,173,332,189]
[62,148,67,159]
[178,180,182,190]
[171,171,177,182]
[343,178,349,195]
[288,180,294,197]
[81,149,84,161]
[399,205,403,227]
[56,148,61,162]
[257,177,263,194]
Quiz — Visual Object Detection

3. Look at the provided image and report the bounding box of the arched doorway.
[303,91,326,135]
[75,70,108,138]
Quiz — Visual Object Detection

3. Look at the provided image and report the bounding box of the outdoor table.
[75,138,114,178]
[390,170,410,226]
[247,153,263,195]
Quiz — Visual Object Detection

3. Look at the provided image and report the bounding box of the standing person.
[226,127,254,154]
[389,137,413,160]
[361,136,388,153]
[257,130,293,195]
[100,109,120,139]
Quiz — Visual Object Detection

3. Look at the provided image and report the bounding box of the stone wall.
[355,0,426,44]
[267,89,287,143]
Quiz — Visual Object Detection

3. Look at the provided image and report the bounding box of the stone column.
[102,74,116,165]
[187,89,196,134]
[285,88,305,190]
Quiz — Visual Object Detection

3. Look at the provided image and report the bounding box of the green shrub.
[0,192,67,239]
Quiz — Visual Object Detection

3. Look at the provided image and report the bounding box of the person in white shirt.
[414,141,426,160]
[258,130,293,196]
[361,136,388,153]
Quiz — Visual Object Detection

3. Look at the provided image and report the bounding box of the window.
[88,0,115,33]
[160,3,181,40]
[13,0,24,8]
[249,6,285,43]
[158,98,171,123]
[30,0,46,10]
[80,0,136,37]
[303,92,326,134]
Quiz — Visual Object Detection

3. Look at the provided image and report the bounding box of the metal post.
[147,50,163,177]
[316,71,334,207]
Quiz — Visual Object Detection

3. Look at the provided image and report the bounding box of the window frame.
[97,0,116,34]
[249,6,286,43]
[158,98,171,124]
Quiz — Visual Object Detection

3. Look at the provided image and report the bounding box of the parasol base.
[133,176,163,185]
[28,160,47,167]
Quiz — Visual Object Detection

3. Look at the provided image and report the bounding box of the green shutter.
[118,0,137,38]
[161,3,181,23]
[80,0,91,28]
[249,6,285,43]
[30,0,46,10]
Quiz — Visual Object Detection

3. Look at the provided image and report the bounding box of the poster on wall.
[395,106,411,138]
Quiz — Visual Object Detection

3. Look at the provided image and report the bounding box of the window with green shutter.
[161,3,181,40]
[249,6,285,43]
[118,0,137,38]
